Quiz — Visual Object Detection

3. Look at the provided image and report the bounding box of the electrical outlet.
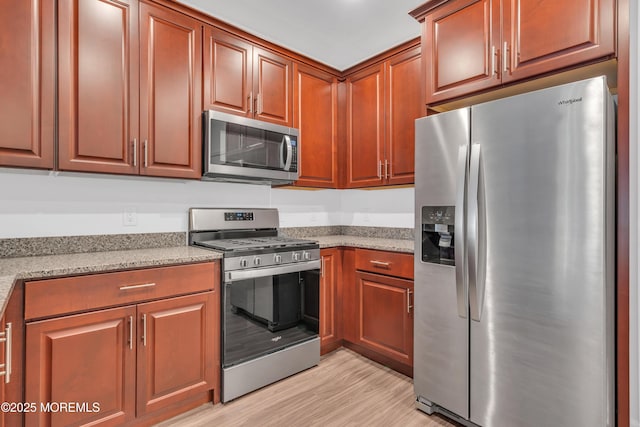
[123,207,137,226]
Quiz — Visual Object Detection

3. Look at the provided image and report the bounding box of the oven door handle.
[225,260,320,282]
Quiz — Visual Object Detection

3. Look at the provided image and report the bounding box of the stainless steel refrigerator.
[413,76,615,427]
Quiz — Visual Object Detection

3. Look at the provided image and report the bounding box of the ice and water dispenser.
[421,206,455,265]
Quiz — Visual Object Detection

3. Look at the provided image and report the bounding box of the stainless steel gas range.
[188,208,320,402]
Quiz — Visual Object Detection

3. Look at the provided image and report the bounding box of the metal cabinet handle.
[0,323,12,383]
[407,290,413,314]
[378,160,382,179]
[128,316,133,350]
[143,140,148,168]
[384,159,389,179]
[141,314,147,346]
[503,42,509,73]
[491,46,497,77]
[257,93,263,115]
[133,138,138,167]
[370,260,390,268]
[119,283,157,291]
[248,91,253,114]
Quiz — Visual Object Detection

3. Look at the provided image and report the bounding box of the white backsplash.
[0,168,413,238]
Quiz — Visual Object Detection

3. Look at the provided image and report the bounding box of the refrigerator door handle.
[454,145,469,318]
[468,143,485,321]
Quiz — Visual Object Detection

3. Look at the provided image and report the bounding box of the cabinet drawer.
[25,262,218,320]
[355,249,413,280]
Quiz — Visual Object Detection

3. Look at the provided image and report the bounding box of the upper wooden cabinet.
[204,27,293,126]
[139,2,202,179]
[345,46,422,188]
[58,0,139,175]
[0,0,55,169]
[57,0,202,178]
[413,0,616,104]
[293,64,339,188]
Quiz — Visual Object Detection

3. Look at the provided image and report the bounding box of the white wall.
[0,168,414,238]
[629,0,639,425]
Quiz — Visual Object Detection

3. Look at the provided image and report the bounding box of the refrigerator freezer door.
[469,77,614,427]
[414,108,470,418]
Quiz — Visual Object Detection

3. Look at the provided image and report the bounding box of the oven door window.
[223,271,319,367]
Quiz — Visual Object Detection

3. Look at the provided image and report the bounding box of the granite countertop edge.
[0,236,413,319]
[312,235,414,253]
[0,246,223,316]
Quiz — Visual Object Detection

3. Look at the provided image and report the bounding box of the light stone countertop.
[0,235,413,319]
[312,235,414,253]
[0,246,222,315]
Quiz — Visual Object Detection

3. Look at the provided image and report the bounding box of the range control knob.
[253,257,261,266]
[292,252,301,262]
[239,259,248,268]
[303,251,311,261]
[274,254,282,264]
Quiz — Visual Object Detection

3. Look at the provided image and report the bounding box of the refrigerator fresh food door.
[468,77,614,427]
[414,108,470,419]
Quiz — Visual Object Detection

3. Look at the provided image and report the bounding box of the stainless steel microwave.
[202,110,299,185]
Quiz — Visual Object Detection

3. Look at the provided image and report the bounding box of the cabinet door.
[203,27,253,117]
[253,47,292,126]
[0,0,55,169]
[345,64,385,188]
[385,47,423,185]
[294,64,338,188]
[25,306,136,426]
[502,0,615,83]
[58,0,139,174]
[137,292,218,416]
[139,2,202,179]
[356,271,413,368]
[423,0,501,104]
[320,249,342,354]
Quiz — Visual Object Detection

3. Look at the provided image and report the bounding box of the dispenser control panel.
[421,205,455,266]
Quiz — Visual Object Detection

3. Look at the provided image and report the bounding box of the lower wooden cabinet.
[137,292,217,415]
[319,248,342,354]
[343,248,414,376]
[355,272,413,370]
[25,292,217,426]
[25,306,137,426]
[23,262,220,426]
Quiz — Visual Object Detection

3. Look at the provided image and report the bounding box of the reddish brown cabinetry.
[58,0,139,174]
[345,46,422,188]
[344,249,414,376]
[57,0,202,178]
[415,0,616,104]
[25,306,137,426]
[320,248,342,354]
[139,2,202,178]
[294,65,339,187]
[0,0,55,169]
[24,262,220,426]
[137,292,217,416]
[204,27,292,126]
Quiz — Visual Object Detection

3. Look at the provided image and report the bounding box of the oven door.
[222,261,319,368]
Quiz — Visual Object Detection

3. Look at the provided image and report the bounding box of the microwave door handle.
[282,135,293,171]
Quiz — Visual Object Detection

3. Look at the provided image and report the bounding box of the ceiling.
[177,0,425,71]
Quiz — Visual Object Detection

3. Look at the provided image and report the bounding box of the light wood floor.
[156,348,459,427]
